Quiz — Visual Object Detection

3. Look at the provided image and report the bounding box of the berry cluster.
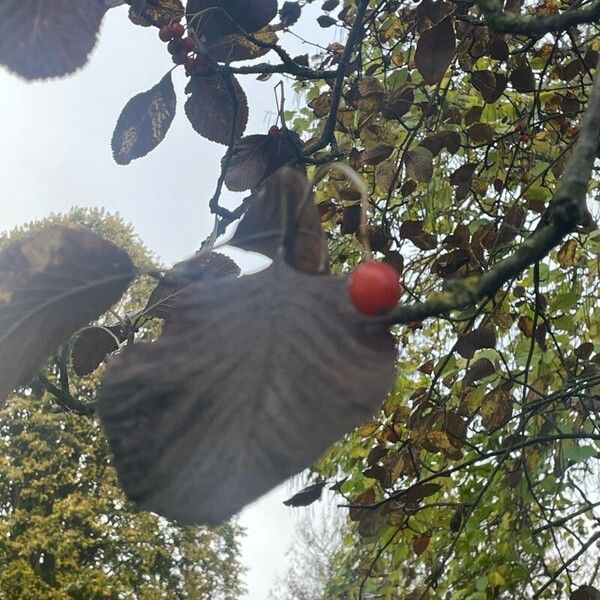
[158,22,210,73]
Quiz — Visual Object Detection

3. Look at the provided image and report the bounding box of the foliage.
[0,209,245,599]
[2,1,600,599]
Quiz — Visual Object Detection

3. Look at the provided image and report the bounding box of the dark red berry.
[268,125,280,136]
[185,54,210,74]
[172,51,189,65]
[167,38,183,55]
[171,22,185,38]
[181,37,196,52]
[159,25,172,42]
[348,261,401,315]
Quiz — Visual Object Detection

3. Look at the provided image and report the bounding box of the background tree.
[0,208,245,600]
[2,1,600,598]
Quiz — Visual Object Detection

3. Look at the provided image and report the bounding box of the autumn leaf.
[72,325,124,376]
[481,383,513,431]
[557,239,577,268]
[363,145,394,165]
[464,358,495,387]
[0,0,106,80]
[571,585,600,600]
[185,73,248,144]
[187,0,277,45]
[471,70,507,103]
[412,533,431,556]
[404,147,433,183]
[510,62,536,93]
[128,0,184,27]
[402,482,441,504]
[144,251,240,319]
[455,326,497,359]
[206,26,277,63]
[112,73,176,165]
[283,482,326,507]
[0,226,135,403]
[97,255,397,525]
[414,17,456,85]
[229,168,328,273]
[223,128,304,192]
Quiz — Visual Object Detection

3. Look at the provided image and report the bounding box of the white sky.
[0,4,333,598]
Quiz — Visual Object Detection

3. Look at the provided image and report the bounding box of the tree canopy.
[2,1,600,598]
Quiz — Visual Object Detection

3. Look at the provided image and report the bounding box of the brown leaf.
[283,482,326,507]
[128,0,183,27]
[571,586,600,600]
[399,220,437,251]
[471,70,507,103]
[340,204,361,235]
[97,256,397,525]
[0,226,135,403]
[481,383,513,430]
[0,1,105,80]
[518,315,534,337]
[406,586,430,600]
[510,63,536,93]
[144,252,240,319]
[206,26,277,62]
[224,128,303,192]
[467,122,495,143]
[415,17,456,85]
[279,1,301,26]
[420,131,461,156]
[402,482,441,504]
[349,488,376,521]
[575,341,594,360]
[404,147,433,183]
[455,326,496,359]
[497,205,525,245]
[187,0,277,45]
[535,322,547,351]
[412,533,431,556]
[317,14,336,27]
[382,86,414,120]
[185,73,248,144]
[449,163,476,186]
[363,145,394,165]
[445,411,467,448]
[229,168,328,273]
[488,35,509,61]
[72,326,123,376]
[464,358,495,387]
[112,73,176,165]
[557,239,577,268]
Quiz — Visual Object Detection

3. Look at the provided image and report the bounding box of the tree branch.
[383,68,600,326]
[478,0,600,35]
[303,0,371,156]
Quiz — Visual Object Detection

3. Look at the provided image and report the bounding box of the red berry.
[181,37,196,52]
[167,38,183,54]
[185,54,210,74]
[268,124,280,136]
[172,51,188,65]
[159,25,172,42]
[348,261,401,315]
[170,22,185,38]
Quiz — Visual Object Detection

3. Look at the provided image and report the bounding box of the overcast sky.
[0,4,333,597]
